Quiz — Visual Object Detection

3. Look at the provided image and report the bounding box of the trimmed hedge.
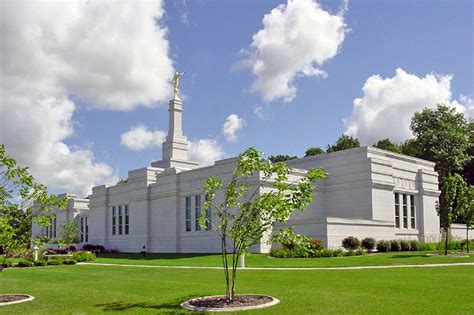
[72,251,96,262]
[342,236,361,250]
[362,237,376,253]
[376,240,391,252]
[17,260,33,267]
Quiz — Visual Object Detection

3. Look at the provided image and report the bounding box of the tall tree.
[0,144,66,269]
[399,139,423,158]
[411,104,471,254]
[460,120,473,185]
[268,154,297,163]
[326,134,360,153]
[202,147,327,302]
[305,147,325,157]
[373,138,402,153]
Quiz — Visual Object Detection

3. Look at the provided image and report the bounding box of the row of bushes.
[3,259,78,269]
[270,247,366,258]
[342,236,474,252]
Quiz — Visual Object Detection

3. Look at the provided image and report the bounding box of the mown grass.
[92,251,474,268]
[1,264,473,314]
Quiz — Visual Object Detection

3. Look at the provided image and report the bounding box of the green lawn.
[1,264,473,314]
[92,251,474,268]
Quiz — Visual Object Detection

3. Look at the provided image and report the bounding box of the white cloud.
[344,68,471,145]
[0,0,173,195]
[120,125,166,151]
[189,139,225,167]
[253,106,265,120]
[238,0,348,102]
[222,114,245,142]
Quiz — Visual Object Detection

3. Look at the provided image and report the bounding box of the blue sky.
[1,0,472,196]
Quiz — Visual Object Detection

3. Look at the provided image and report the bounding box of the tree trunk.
[444,226,448,255]
[467,225,470,253]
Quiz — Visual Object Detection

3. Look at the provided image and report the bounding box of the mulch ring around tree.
[0,294,35,306]
[181,294,279,312]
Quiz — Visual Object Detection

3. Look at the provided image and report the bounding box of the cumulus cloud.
[189,139,225,167]
[238,0,348,102]
[120,125,166,151]
[0,0,173,195]
[344,68,472,145]
[222,114,245,142]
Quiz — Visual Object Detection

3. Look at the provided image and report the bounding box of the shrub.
[355,248,366,256]
[344,249,356,256]
[390,240,401,252]
[400,240,411,251]
[333,249,344,257]
[34,261,46,267]
[418,242,436,251]
[2,260,13,268]
[72,251,96,262]
[82,244,106,253]
[308,239,324,251]
[342,236,361,250]
[376,240,391,252]
[361,237,376,253]
[409,240,419,251]
[63,260,77,265]
[270,248,289,258]
[47,260,62,266]
[17,260,33,267]
[271,227,312,256]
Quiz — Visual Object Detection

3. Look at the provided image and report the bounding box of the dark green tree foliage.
[202,147,327,302]
[326,135,360,153]
[411,104,470,178]
[0,144,66,269]
[268,154,298,163]
[373,138,402,153]
[460,121,473,185]
[305,147,325,157]
[399,139,423,158]
[459,185,474,253]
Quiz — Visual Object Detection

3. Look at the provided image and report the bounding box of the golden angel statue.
[172,71,185,96]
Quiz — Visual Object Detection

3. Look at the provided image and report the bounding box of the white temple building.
[33,93,445,252]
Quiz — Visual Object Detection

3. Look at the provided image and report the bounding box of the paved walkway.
[79,262,474,271]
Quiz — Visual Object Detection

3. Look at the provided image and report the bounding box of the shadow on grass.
[390,254,429,259]
[95,295,198,313]
[98,253,219,261]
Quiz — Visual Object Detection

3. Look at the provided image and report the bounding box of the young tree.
[436,174,469,255]
[0,144,65,269]
[373,138,401,153]
[411,104,471,255]
[460,185,474,253]
[201,147,327,302]
[326,134,360,153]
[268,154,297,163]
[57,220,81,249]
[305,147,325,157]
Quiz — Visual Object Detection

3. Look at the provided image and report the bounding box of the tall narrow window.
[394,193,400,228]
[45,226,49,238]
[403,194,408,228]
[112,206,116,235]
[80,217,84,242]
[205,194,211,231]
[118,205,123,235]
[125,205,129,235]
[85,217,89,242]
[185,196,191,231]
[195,195,201,231]
[410,195,415,229]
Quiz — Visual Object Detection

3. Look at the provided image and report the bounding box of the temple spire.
[151,72,198,170]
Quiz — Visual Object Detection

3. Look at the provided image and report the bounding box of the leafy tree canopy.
[373,138,402,153]
[305,147,325,157]
[411,104,470,178]
[326,134,360,153]
[268,154,298,163]
[1,144,66,268]
[399,139,424,158]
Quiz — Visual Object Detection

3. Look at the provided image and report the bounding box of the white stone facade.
[33,96,443,252]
